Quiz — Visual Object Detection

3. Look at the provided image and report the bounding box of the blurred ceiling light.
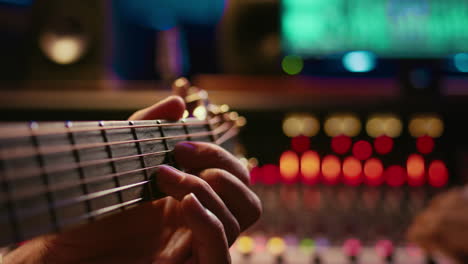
[324,114,361,137]
[282,113,320,137]
[40,32,88,65]
[366,114,402,138]
[409,115,444,138]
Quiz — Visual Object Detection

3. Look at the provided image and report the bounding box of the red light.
[352,140,373,160]
[331,135,352,154]
[428,160,449,187]
[250,166,263,185]
[375,240,394,257]
[343,238,362,257]
[343,156,362,186]
[262,164,280,185]
[374,135,394,155]
[301,151,321,185]
[407,154,425,187]
[321,155,341,185]
[364,158,384,186]
[280,151,300,184]
[291,135,310,153]
[385,165,406,187]
[416,135,435,154]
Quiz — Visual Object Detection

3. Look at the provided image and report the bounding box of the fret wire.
[0,157,21,242]
[181,119,191,142]
[2,123,230,161]
[29,123,59,232]
[129,121,153,200]
[66,122,93,222]
[215,123,238,146]
[206,115,218,143]
[99,122,124,211]
[0,117,221,140]
[157,120,174,167]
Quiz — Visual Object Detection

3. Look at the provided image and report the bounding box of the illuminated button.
[280,151,300,184]
[407,154,425,187]
[321,155,341,185]
[364,158,384,186]
[267,237,286,256]
[237,236,255,255]
[428,160,449,188]
[374,135,393,155]
[352,140,373,160]
[301,151,321,185]
[331,135,352,154]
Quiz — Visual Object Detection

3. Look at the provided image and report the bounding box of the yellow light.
[283,116,303,137]
[193,106,207,120]
[324,114,361,137]
[236,116,247,127]
[366,114,402,138]
[280,151,300,181]
[182,110,189,119]
[40,33,87,65]
[220,104,230,113]
[301,151,320,181]
[248,157,259,168]
[229,112,239,121]
[409,115,444,138]
[237,236,255,255]
[282,113,320,138]
[267,237,286,256]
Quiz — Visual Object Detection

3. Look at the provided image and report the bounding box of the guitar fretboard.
[0,117,236,246]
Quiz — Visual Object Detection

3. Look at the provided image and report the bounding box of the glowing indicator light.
[291,135,310,153]
[364,158,384,186]
[282,55,304,75]
[267,237,286,256]
[416,135,435,154]
[407,154,425,187]
[343,238,362,257]
[375,240,394,257]
[321,155,341,185]
[299,238,315,254]
[352,140,373,160]
[343,156,362,186]
[385,165,406,187]
[428,160,449,188]
[343,51,376,73]
[237,236,255,255]
[262,164,281,185]
[280,151,300,184]
[374,135,394,155]
[301,151,321,185]
[454,53,468,72]
[331,135,352,154]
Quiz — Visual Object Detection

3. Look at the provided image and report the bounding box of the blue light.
[0,0,32,5]
[342,51,376,73]
[454,53,468,72]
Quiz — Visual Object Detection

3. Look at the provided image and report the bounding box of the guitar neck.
[0,117,237,247]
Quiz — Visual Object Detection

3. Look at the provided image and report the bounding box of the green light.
[299,238,315,254]
[454,53,468,72]
[282,55,304,75]
[343,51,376,72]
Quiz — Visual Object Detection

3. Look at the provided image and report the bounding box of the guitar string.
[0,118,225,161]
[1,124,238,227]
[0,117,221,140]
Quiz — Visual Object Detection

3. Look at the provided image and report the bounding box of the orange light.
[301,151,321,185]
[321,155,341,185]
[280,151,300,184]
[428,160,449,187]
[407,154,425,187]
[364,158,384,186]
[343,156,362,186]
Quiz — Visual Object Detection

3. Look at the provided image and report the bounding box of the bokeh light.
[283,113,320,138]
[262,164,281,185]
[280,151,300,184]
[282,55,304,75]
[331,135,352,154]
[324,114,361,137]
[321,155,341,185]
[343,156,362,186]
[250,166,263,185]
[352,140,373,160]
[416,135,435,154]
[409,115,444,138]
[193,105,207,120]
[366,115,402,138]
[342,51,376,72]
[40,33,88,65]
[343,238,362,257]
[407,154,425,187]
[375,240,394,257]
[428,160,449,187]
[291,135,310,153]
[301,151,321,185]
[364,158,384,186]
[454,53,468,72]
[237,236,255,255]
[267,237,286,256]
[299,238,315,254]
[374,135,394,155]
[385,165,406,187]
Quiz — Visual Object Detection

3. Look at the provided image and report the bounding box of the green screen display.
[282,0,468,58]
